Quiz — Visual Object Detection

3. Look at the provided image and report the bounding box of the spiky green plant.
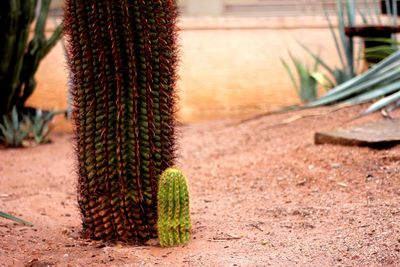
[157,168,191,247]
[26,110,55,144]
[0,106,30,147]
[64,1,178,242]
[0,0,62,119]
[297,0,400,90]
[364,37,399,64]
[281,52,322,103]
[306,50,400,116]
[0,211,33,226]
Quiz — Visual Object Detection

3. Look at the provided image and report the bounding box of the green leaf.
[337,0,353,77]
[312,72,335,90]
[324,50,400,97]
[362,90,400,116]
[11,107,19,131]
[281,58,299,92]
[323,4,346,71]
[297,41,336,76]
[343,80,400,105]
[307,67,400,107]
[0,106,32,147]
[0,211,33,226]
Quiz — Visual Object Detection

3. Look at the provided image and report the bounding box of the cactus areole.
[64,1,178,242]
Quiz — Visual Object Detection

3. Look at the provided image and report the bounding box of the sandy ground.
[1,105,400,267]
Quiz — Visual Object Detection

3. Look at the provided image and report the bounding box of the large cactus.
[0,0,62,118]
[157,168,191,247]
[64,0,178,242]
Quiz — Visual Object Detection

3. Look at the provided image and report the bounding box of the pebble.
[331,163,341,169]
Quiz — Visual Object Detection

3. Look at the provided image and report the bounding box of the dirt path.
[1,106,400,267]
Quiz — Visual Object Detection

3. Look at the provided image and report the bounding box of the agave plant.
[285,0,400,115]
[26,110,55,144]
[284,0,359,103]
[0,106,30,147]
[364,37,399,64]
[306,49,400,115]
[281,53,321,103]
[297,0,399,88]
[0,211,32,226]
[296,0,359,88]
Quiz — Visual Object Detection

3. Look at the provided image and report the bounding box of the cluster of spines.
[157,168,191,247]
[64,0,178,242]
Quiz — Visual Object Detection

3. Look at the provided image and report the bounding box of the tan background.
[29,17,341,132]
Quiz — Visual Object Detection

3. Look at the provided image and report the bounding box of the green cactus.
[157,168,191,247]
[0,0,62,118]
[64,0,178,242]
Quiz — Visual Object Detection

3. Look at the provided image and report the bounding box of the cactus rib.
[64,0,178,242]
[157,168,191,247]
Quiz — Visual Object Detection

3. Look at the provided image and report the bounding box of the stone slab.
[315,119,400,148]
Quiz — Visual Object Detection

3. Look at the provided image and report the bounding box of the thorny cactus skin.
[157,168,191,247]
[64,0,178,242]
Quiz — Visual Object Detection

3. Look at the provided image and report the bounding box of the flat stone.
[315,119,400,148]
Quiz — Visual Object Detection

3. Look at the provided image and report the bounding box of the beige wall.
[185,0,223,16]
[30,17,340,131]
[51,0,261,16]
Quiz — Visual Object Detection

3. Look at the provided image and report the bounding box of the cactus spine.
[157,168,191,247]
[64,0,178,242]
[0,0,62,118]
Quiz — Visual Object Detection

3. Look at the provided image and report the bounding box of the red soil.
[1,105,400,266]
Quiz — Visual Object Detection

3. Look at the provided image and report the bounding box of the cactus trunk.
[64,0,178,242]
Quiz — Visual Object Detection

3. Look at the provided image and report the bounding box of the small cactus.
[157,168,191,247]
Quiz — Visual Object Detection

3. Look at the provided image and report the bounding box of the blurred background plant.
[26,109,55,144]
[0,107,30,147]
[0,0,62,146]
[281,53,320,103]
[283,0,400,115]
[307,49,400,115]
[364,37,399,63]
[0,106,56,148]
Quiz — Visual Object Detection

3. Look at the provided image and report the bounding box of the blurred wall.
[30,17,340,132]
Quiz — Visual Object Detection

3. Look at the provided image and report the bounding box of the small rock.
[331,163,341,169]
[144,238,159,246]
[366,174,374,181]
[26,259,55,267]
[296,179,307,186]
